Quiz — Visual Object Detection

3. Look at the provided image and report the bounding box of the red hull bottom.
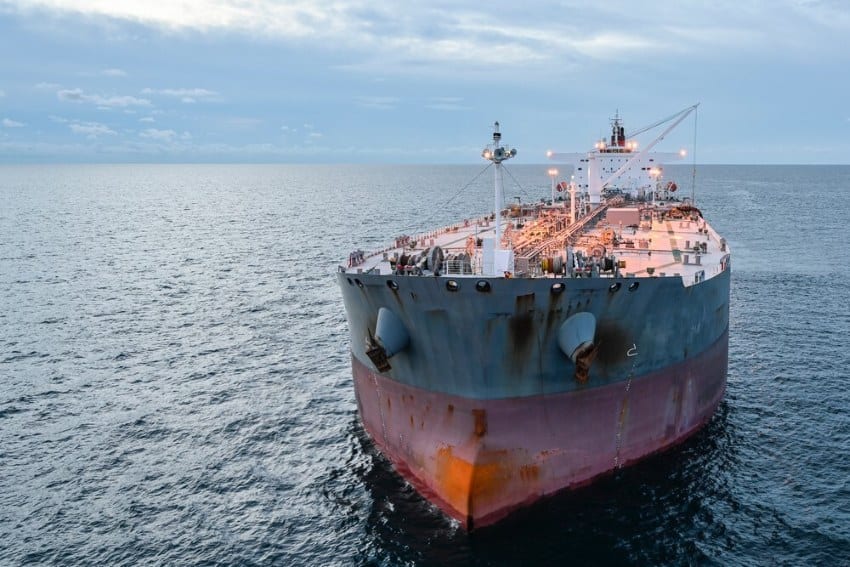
[351,331,728,529]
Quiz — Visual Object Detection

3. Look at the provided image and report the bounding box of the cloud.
[227,117,262,128]
[68,121,117,138]
[57,88,151,108]
[58,89,87,102]
[138,128,192,142]
[788,0,850,30]
[2,118,25,128]
[305,130,323,144]
[355,96,398,110]
[426,97,467,111]
[6,0,835,77]
[0,2,599,70]
[76,68,129,78]
[567,32,660,58]
[0,90,4,98]
[3,1,848,165]
[7,0,329,37]
[141,88,219,102]
[140,128,177,141]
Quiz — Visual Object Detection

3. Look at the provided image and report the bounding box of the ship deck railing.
[443,258,480,276]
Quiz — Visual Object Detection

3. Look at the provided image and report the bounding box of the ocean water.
[2,163,849,565]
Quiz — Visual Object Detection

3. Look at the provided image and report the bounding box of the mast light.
[482,122,516,164]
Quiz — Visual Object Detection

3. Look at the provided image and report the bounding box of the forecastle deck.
[341,198,730,289]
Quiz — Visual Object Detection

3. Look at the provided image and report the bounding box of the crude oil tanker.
[337,105,730,529]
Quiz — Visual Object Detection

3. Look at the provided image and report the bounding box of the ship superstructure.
[337,106,730,529]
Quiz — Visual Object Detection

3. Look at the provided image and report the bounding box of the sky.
[0,0,848,164]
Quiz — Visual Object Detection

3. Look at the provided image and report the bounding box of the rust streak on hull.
[351,328,728,529]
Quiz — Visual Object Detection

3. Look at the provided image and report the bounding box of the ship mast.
[482,121,516,251]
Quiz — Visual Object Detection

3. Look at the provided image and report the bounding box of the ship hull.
[339,266,730,528]
[351,328,727,529]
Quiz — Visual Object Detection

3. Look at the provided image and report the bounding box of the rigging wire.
[500,164,537,207]
[402,162,492,235]
[629,105,695,139]
[691,106,698,205]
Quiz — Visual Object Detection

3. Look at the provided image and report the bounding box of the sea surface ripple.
[1,164,849,565]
